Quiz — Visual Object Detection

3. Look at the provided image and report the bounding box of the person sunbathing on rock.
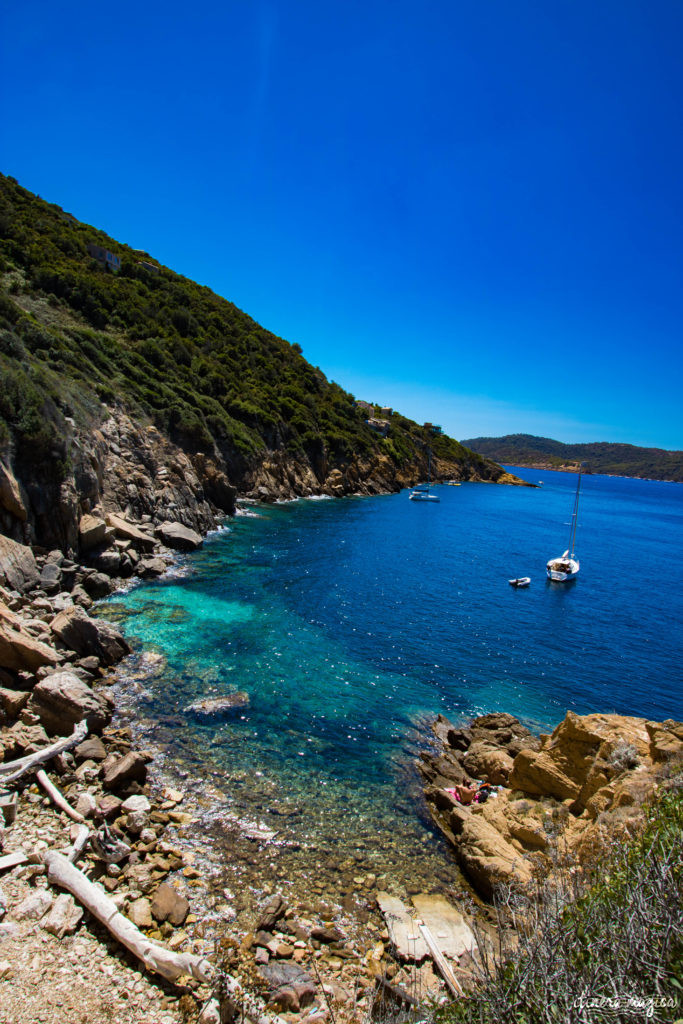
[444,781,492,805]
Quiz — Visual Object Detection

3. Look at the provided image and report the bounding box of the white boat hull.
[509,577,531,588]
[546,554,579,581]
[409,491,440,502]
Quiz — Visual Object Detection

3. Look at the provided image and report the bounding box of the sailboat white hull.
[547,553,579,581]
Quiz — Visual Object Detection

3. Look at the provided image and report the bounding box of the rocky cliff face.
[420,710,683,899]
[0,404,519,554]
[0,408,235,554]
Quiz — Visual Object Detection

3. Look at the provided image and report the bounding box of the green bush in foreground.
[433,783,682,1024]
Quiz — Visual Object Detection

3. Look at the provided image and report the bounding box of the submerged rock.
[184,693,250,716]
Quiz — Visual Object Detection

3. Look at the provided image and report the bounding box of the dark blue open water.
[103,468,683,900]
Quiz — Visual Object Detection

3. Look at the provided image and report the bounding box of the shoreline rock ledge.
[419,710,683,900]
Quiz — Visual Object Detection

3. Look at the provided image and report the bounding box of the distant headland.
[462,432,683,482]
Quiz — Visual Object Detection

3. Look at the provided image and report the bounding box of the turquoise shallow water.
[103,468,683,903]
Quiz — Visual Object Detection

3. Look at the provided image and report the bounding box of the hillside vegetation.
[0,173,497,494]
[463,433,683,482]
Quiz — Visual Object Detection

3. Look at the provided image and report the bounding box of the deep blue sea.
[103,468,683,902]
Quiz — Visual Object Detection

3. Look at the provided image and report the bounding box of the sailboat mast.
[567,465,582,555]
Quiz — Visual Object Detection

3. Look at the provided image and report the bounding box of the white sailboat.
[546,465,583,581]
[409,448,440,502]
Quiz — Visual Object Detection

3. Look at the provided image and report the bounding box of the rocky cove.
[0,407,680,1023]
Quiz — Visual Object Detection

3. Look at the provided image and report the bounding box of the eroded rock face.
[421,710,683,901]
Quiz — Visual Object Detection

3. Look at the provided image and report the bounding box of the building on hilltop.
[137,260,160,274]
[424,422,442,434]
[87,243,121,272]
[379,407,393,417]
[355,400,374,414]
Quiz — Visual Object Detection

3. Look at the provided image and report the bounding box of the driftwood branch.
[42,848,212,983]
[36,769,86,823]
[0,721,88,784]
[66,824,91,863]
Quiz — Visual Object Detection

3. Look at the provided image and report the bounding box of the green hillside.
[462,433,683,483]
[0,173,493,489]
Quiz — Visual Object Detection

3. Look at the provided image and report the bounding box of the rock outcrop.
[0,537,40,593]
[30,670,111,735]
[50,606,130,666]
[420,710,683,900]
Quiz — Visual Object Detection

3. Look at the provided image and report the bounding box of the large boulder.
[50,606,130,666]
[155,522,203,551]
[0,536,40,593]
[105,514,156,552]
[30,671,110,735]
[78,514,108,551]
[463,741,514,786]
[508,712,653,809]
[0,622,61,672]
[448,804,534,898]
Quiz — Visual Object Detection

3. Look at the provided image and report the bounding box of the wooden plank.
[0,851,28,872]
[411,893,477,958]
[418,921,464,998]
[376,892,428,960]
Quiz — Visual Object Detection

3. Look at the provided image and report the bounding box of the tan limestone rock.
[448,804,534,898]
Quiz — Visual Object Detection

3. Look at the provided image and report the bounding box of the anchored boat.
[409,448,440,502]
[547,466,583,581]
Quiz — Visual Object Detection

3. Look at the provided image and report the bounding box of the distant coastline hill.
[462,433,683,483]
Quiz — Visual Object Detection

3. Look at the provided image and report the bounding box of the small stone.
[96,794,122,819]
[121,795,152,813]
[0,959,12,980]
[13,890,54,921]
[75,792,97,818]
[43,894,83,938]
[162,787,184,804]
[128,898,153,928]
[151,883,189,926]
[74,737,107,761]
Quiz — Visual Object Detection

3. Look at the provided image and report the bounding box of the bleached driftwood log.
[42,848,212,983]
[0,721,88,784]
[36,769,86,823]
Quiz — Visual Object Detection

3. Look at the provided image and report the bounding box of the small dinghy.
[509,577,531,588]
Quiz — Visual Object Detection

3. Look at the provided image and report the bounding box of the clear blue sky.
[2,1,682,448]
